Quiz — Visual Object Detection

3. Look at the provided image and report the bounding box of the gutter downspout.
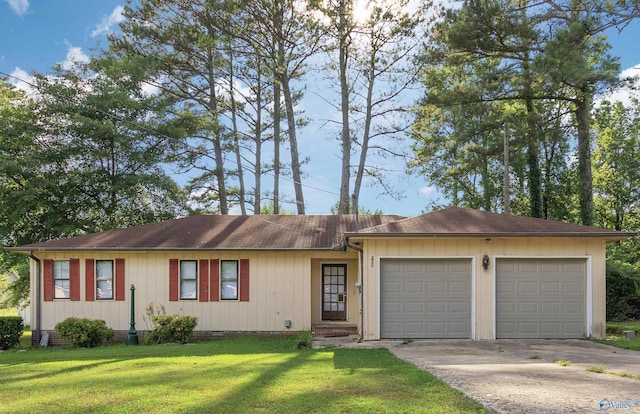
[27,251,41,346]
[345,238,364,342]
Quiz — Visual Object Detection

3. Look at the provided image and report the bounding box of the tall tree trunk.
[352,33,376,215]
[526,98,543,218]
[576,91,594,226]
[228,47,246,215]
[207,61,228,215]
[254,60,263,215]
[281,74,305,214]
[272,26,283,215]
[338,0,351,214]
[523,50,543,218]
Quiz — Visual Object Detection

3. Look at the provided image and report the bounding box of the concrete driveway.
[316,338,640,413]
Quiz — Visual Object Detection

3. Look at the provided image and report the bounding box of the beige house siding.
[358,237,606,340]
[30,250,352,334]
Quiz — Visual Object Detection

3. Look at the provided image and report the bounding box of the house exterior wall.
[358,237,607,340]
[29,250,353,336]
[310,258,360,326]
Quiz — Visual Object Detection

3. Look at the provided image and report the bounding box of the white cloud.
[4,0,28,16]
[419,186,436,197]
[60,43,90,71]
[600,64,640,107]
[8,67,35,95]
[91,5,125,37]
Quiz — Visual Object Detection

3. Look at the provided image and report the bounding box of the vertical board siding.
[35,251,322,332]
[169,259,179,302]
[199,259,209,302]
[85,259,95,301]
[69,258,80,301]
[115,258,125,301]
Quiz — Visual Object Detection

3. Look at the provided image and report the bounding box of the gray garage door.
[380,258,471,339]
[496,258,586,339]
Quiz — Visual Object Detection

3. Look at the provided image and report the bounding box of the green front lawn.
[0,308,18,317]
[592,321,640,351]
[0,336,484,413]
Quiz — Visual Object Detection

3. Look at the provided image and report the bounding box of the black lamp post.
[126,284,139,345]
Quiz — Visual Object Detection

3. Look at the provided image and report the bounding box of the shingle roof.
[347,207,631,241]
[8,207,631,252]
[9,214,404,251]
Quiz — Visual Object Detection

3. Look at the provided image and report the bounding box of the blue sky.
[1,1,639,216]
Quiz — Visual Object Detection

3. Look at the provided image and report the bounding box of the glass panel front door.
[322,264,347,321]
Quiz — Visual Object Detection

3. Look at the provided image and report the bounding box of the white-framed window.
[53,260,70,299]
[96,260,114,300]
[221,260,238,300]
[180,260,198,300]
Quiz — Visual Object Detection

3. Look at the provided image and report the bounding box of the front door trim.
[322,263,347,321]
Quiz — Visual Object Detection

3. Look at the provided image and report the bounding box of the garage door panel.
[497,281,516,294]
[404,281,425,293]
[449,281,469,293]
[518,281,539,293]
[427,281,446,293]
[449,301,469,313]
[518,261,538,273]
[497,259,585,339]
[541,281,561,294]
[541,302,561,313]
[404,301,425,313]
[382,281,401,293]
[426,262,446,272]
[405,322,425,334]
[381,301,402,313]
[518,303,538,313]
[381,322,402,335]
[497,302,516,313]
[563,302,583,313]
[427,301,446,313]
[541,323,561,335]
[381,259,471,339]
[564,281,583,294]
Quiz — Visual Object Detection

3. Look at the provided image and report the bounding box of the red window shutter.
[115,259,125,301]
[199,259,209,302]
[69,258,80,301]
[210,259,219,301]
[169,259,179,301]
[239,259,249,302]
[43,259,53,302]
[85,259,95,301]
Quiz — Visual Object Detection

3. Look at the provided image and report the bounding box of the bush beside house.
[55,317,115,348]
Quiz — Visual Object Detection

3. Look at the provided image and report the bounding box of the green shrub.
[0,316,24,350]
[606,260,640,321]
[55,318,114,348]
[295,330,313,349]
[143,314,198,345]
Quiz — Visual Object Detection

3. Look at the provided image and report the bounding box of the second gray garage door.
[380,258,471,339]
[496,258,586,339]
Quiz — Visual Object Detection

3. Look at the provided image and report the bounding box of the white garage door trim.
[378,256,476,339]
[492,256,592,339]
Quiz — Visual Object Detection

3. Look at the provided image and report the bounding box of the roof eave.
[5,246,348,253]
[345,232,634,242]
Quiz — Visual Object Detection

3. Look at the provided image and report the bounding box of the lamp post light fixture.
[126,284,139,345]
